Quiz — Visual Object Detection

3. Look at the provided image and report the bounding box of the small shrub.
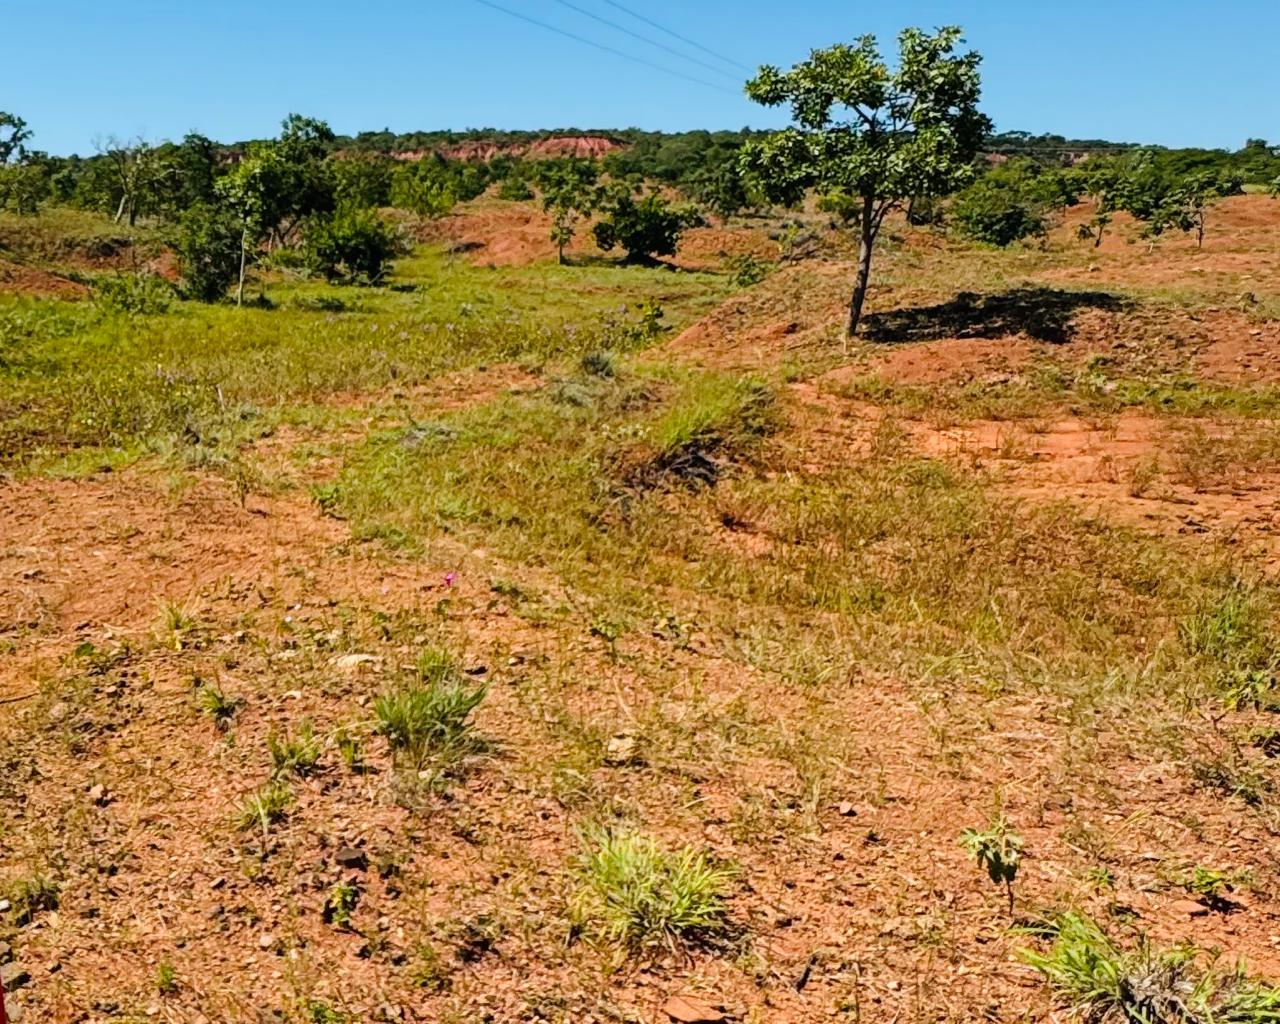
[237,780,294,835]
[175,202,242,303]
[374,651,486,769]
[305,206,400,284]
[93,272,174,314]
[593,191,702,264]
[572,828,733,950]
[155,597,198,651]
[960,814,1024,914]
[1022,912,1280,1024]
[410,941,453,992]
[580,349,618,379]
[267,719,322,778]
[725,252,771,287]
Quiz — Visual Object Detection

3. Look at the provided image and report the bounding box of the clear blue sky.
[5,0,1277,155]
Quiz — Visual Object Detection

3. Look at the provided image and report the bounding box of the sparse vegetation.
[1023,913,1280,1024]
[5,35,1280,1024]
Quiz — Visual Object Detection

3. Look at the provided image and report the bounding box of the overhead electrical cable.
[468,0,739,94]
[595,0,755,74]
[547,0,741,81]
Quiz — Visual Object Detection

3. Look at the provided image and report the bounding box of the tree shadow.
[862,287,1131,345]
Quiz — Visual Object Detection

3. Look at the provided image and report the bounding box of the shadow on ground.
[863,287,1130,345]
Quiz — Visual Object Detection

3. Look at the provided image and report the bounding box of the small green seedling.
[156,959,178,995]
[323,881,360,928]
[961,815,1024,915]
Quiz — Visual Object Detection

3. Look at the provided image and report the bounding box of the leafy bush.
[593,190,702,264]
[93,272,174,314]
[374,649,486,769]
[725,252,771,287]
[952,171,1049,246]
[175,202,242,302]
[572,829,733,950]
[305,207,399,284]
[1023,913,1280,1024]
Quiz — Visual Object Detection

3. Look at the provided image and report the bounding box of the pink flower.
[443,571,458,588]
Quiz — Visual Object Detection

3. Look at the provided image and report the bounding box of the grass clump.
[236,780,295,835]
[572,828,733,951]
[374,648,486,770]
[5,873,60,925]
[267,719,322,778]
[1022,913,1280,1024]
[197,681,239,727]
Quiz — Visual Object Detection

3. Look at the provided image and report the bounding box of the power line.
[468,0,739,94]
[596,0,755,74]
[547,0,740,82]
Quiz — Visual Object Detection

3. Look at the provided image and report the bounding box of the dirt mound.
[671,224,778,271]
[0,258,90,299]
[427,200,561,266]
[668,262,851,367]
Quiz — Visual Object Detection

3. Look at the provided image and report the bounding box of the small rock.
[663,995,726,1024]
[257,933,275,951]
[1171,899,1209,918]
[0,942,10,963]
[1,962,31,991]
[47,702,69,724]
[0,899,10,913]
[836,802,857,817]
[605,734,638,766]
[333,653,381,674]
[88,784,108,806]
[335,847,367,871]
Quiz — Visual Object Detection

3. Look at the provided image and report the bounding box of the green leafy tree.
[534,157,600,265]
[592,187,702,264]
[1133,169,1243,248]
[1075,159,1126,248]
[0,152,53,215]
[100,136,177,226]
[391,157,456,217]
[333,153,395,208]
[213,151,278,305]
[688,157,754,219]
[743,27,990,336]
[0,111,32,165]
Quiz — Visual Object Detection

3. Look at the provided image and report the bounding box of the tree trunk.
[114,193,127,224]
[1197,217,1205,249]
[236,226,247,307]
[846,197,876,338]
